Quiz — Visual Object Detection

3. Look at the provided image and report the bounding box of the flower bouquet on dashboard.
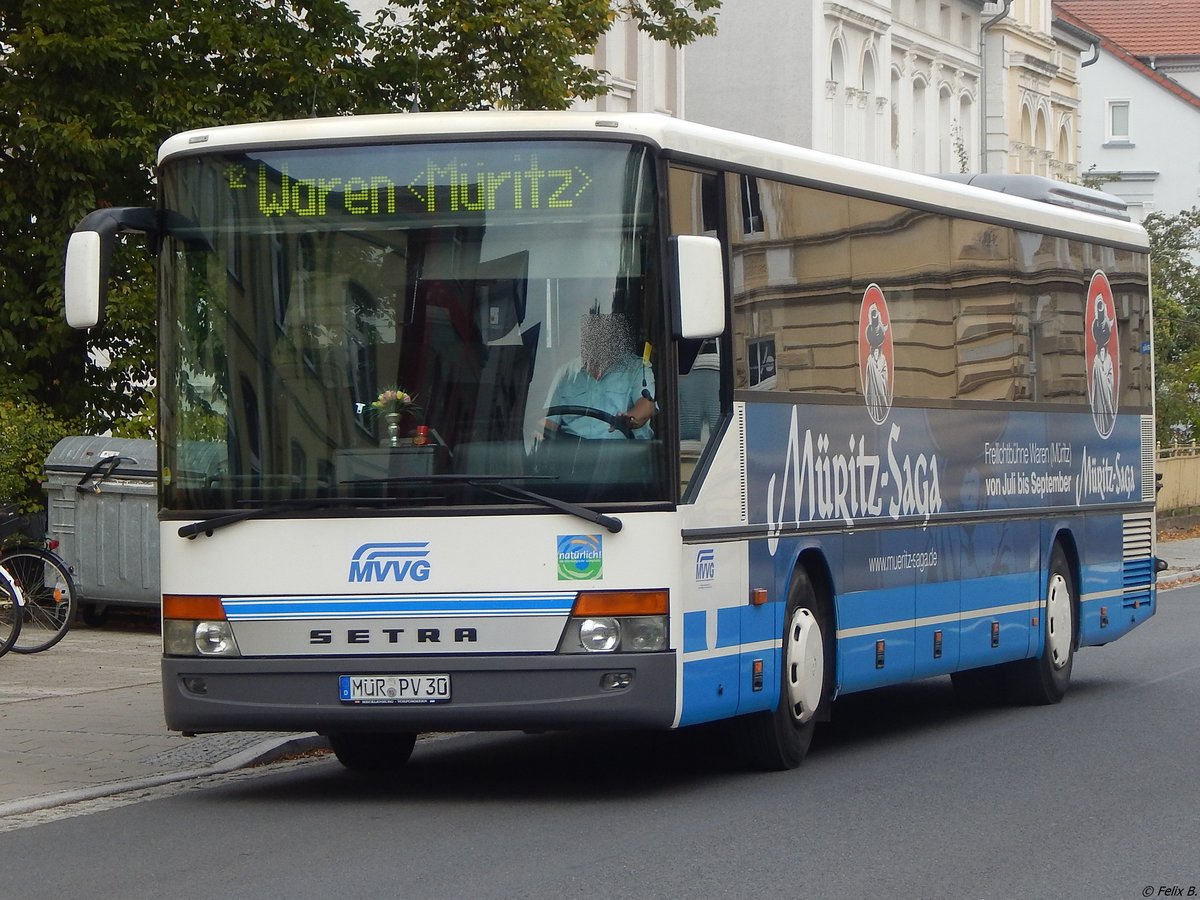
[372,387,422,447]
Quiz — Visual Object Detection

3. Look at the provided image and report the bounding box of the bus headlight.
[558,589,669,654]
[560,615,666,653]
[162,595,241,658]
[579,617,620,652]
[195,621,238,656]
[163,619,241,657]
[621,616,667,652]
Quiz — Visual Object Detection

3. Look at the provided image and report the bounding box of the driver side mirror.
[64,207,157,329]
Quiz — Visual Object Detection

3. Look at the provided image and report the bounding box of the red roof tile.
[1056,0,1200,57]
[1056,4,1200,113]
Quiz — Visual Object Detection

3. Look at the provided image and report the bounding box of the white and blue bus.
[64,112,1158,771]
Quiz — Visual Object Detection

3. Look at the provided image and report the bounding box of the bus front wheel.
[736,569,829,771]
[328,732,417,773]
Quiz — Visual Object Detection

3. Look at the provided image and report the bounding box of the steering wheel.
[544,404,636,439]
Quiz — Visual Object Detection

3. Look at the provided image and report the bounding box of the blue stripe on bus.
[680,550,1157,721]
[680,654,744,726]
[221,593,578,621]
[682,611,706,653]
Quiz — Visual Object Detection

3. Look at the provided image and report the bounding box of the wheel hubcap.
[785,608,824,723]
[1046,573,1072,670]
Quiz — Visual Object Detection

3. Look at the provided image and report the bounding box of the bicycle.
[0,561,22,657]
[0,506,77,653]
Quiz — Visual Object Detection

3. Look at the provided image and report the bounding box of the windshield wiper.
[177,497,398,539]
[341,473,623,534]
[180,475,623,539]
[473,481,622,534]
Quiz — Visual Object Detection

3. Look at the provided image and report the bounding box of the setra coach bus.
[63,112,1159,772]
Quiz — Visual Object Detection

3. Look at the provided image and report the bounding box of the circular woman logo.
[1085,270,1119,439]
[859,284,894,425]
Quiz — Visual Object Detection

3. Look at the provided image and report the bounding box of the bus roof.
[159,110,1148,250]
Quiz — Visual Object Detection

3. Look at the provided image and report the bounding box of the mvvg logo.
[348,542,431,583]
[695,549,716,584]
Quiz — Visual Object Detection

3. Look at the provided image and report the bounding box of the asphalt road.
[1,584,1197,900]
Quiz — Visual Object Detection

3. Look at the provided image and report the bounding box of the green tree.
[363,1,720,111]
[1144,206,1200,442]
[0,0,370,433]
[0,395,72,513]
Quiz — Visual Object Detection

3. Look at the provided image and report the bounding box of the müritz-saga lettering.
[309,627,479,645]
[1074,447,1137,503]
[247,156,592,218]
[766,407,944,551]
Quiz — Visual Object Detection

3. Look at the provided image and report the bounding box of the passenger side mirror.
[670,235,725,340]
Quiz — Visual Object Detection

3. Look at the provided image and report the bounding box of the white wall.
[682,1,819,148]
[1079,52,1200,218]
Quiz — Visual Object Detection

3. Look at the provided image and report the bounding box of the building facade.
[982,0,1091,180]
[344,2,1098,184]
[681,1,989,173]
[1057,0,1200,218]
[680,1,1091,178]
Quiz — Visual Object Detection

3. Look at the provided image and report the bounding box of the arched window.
[956,92,974,174]
[1020,105,1034,174]
[891,71,903,168]
[912,75,929,172]
[862,49,879,163]
[830,40,847,156]
[1034,107,1049,176]
[939,84,954,172]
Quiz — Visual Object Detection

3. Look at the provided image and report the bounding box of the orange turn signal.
[573,589,668,617]
[162,594,226,621]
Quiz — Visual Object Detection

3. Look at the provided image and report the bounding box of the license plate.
[339,674,451,705]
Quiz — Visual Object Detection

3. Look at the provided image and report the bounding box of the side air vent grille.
[737,404,748,523]
[1141,416,1156,503]
[1122,513,1154,608]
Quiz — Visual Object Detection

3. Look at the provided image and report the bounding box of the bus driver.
[542,312,657,439]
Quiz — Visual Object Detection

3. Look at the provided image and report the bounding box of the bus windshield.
[158,139,668,513]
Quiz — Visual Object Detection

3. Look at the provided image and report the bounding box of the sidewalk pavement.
[0,619,326,818]
[2,536,1199,818]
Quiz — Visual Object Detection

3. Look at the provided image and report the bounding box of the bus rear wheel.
[329,732,417,773]
[1006,544,1076,705]
[951,544,1076,707]
[736,569,829,771]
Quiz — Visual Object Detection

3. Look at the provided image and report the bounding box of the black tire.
[1005,543,1076,705]
[736,568,830,771]
[5,547,77,654]
[329,732,417,773]
[0,568,21,657]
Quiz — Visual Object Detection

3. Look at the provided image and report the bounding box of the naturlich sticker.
[557,534,603,580]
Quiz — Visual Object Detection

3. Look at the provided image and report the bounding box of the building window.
[1106,100,1132,144]
[740,175,764,235]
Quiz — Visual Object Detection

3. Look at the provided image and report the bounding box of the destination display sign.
[217,142,621,221]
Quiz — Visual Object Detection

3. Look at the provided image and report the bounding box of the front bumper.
[162,652,677,733]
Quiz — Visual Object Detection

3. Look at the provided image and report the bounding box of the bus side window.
[669,166,726,499]
[680,339,722,444]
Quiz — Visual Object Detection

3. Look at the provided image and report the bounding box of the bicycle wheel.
[0,566,20,657]
[5,547,77,653]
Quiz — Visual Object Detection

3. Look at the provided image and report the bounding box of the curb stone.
[0,734,329,819]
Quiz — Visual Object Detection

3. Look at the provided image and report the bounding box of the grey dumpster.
[43,436,159,620]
